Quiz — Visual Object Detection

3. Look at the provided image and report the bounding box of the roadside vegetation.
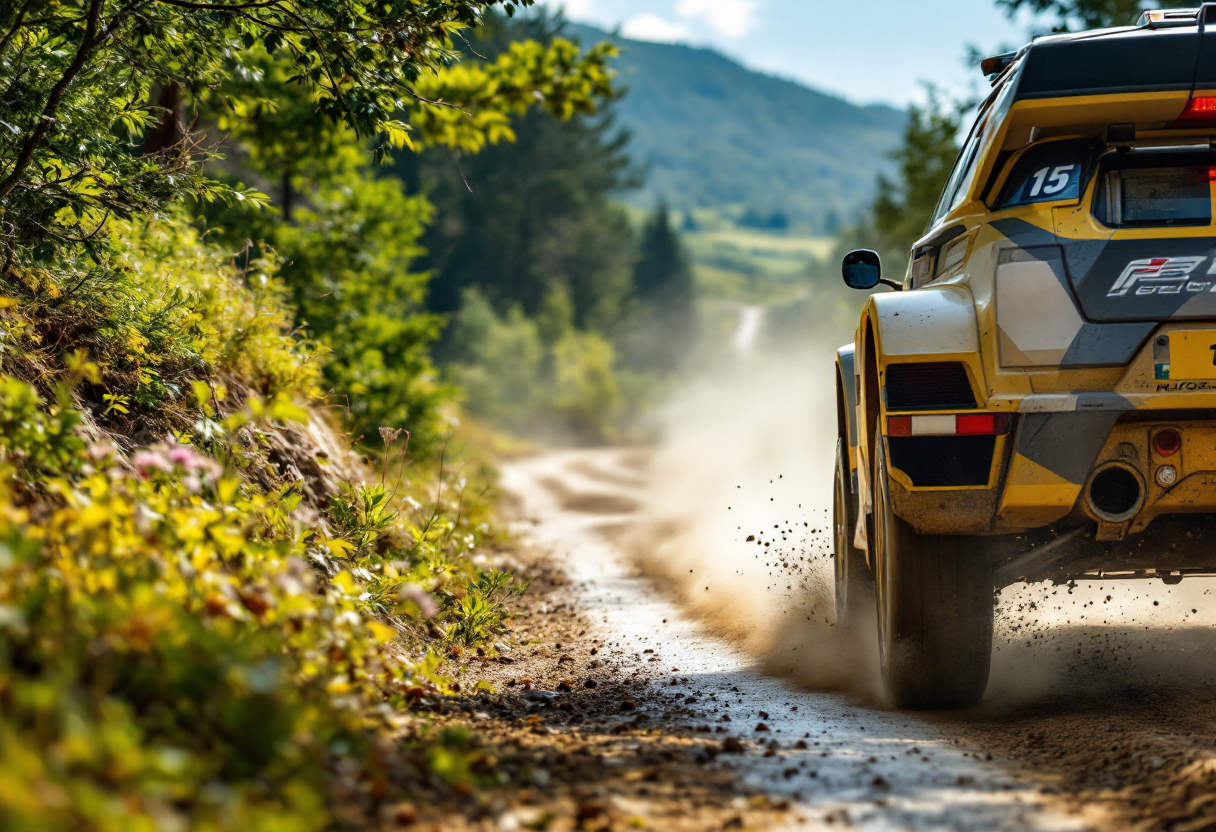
[0,1,636,827]
[1,0,1188,827]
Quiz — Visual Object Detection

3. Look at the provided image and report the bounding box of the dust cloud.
[625,305,884,701]
[984,577,1216,711]
[628,303,1216,712]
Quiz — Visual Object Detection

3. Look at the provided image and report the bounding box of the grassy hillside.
[569,23,906,234]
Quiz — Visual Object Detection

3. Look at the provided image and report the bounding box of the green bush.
[266,174,452,451]
[0,216,318,419]
[448,287,632,442]
[0,377,517,831]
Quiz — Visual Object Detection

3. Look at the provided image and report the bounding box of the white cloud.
[557,0,597,16]
[675,0,759,38]
[535,0,597,18]
[621,13,692,42]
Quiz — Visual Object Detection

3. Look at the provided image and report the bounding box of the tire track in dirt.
[502,449,1097,830]
[613,340,1216,831]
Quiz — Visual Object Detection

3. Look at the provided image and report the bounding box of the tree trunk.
[143,82,186,155]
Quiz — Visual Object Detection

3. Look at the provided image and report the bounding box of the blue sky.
[538,0,1043,108]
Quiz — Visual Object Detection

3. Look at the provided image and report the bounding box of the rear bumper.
[887,406,1216,539]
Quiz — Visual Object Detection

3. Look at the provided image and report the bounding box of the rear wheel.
[833,438,872,630]
[872,438,993,709]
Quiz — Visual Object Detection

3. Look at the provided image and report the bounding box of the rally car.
[834,5,1216,708]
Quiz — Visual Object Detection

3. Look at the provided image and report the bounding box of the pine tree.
[397,11,638,335]
[627,203,697,372]
[634,204,693,304]
[865,89,962,265]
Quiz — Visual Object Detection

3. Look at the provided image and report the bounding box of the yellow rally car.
[834,6,1216,708]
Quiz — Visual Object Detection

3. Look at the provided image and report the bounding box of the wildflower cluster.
[0,377,519,831]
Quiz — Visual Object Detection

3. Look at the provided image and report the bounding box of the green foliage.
[870,89,964,260]
[407,36,619,154]
[404,13,636,331]
[190,9,621,453]
[448,569,526,645]
[0,0,616,320]
[0,377,83,481]
[0,376,511,830]
[263,174,452,451]
[329,482,398,550]
[0,215,318,422]
[996,0,1190,29]
[621,204,697,374]
[447,288,627,441]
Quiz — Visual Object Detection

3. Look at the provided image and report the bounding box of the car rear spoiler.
[1012,4,1216,102]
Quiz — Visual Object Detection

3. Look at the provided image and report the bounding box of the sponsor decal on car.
[1106,256,1210,297]
[1157,380,1215,391]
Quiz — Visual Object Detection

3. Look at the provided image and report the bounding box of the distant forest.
[568,23,907,235]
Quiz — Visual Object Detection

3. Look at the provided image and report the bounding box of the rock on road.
[501,449,1097,831]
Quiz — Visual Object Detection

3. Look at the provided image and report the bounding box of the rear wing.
[1010,5,1216,102]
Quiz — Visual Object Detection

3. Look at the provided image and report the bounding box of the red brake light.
[957,413,1011,435]
[1172,96,1216,127]
[956,414,995,435]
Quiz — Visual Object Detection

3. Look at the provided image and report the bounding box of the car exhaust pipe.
[1085,463,1145,523]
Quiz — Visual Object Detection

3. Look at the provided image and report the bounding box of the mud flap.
[854,447,871,551]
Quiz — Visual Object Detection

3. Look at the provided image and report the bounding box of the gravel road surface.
[501,449,1102,830]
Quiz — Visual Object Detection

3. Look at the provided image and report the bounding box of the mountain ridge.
[568,23,907,233]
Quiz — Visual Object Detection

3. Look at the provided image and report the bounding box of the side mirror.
[841,249,900,291]
[842,249,881,289]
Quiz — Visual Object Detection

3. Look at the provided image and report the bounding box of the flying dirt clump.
[624,352,883,700]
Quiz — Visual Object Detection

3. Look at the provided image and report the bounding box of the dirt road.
[502,450,1094,830]
[497,336,1216,830]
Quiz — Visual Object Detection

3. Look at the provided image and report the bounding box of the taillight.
[1153,429,1181,457]
[1171,96,1216,127]
[957,414,1006,435]
[887,414,1010,436]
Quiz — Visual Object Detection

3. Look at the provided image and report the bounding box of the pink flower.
[168,446,195,467]
[132,443,222,484]
[398,583,438,619]
[87,441,116,463]
[132,450,171,478]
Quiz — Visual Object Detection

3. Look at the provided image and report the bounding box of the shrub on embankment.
[0,4,617,822]
[0,217,523,830]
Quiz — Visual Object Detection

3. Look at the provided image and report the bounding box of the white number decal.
[1028,164,1076,198]
[1029,167,1049,196]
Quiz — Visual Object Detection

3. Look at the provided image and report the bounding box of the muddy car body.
[834,6,1216,708]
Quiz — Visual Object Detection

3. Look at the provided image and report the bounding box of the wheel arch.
[857,286,985,462]
[834,344,858,453]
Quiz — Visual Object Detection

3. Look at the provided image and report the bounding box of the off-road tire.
[872,438,993,709]
[833,438,872,631]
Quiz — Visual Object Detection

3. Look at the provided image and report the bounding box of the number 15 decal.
[1028,164,1076,198]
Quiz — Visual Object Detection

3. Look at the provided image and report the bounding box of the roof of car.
[1004,8,1216,101]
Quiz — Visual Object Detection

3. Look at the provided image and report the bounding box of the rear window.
[996,139,1097,209]
[1094,150,1215,228]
